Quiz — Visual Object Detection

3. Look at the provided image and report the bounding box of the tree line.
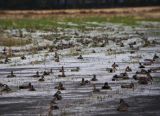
[0,0,160,10]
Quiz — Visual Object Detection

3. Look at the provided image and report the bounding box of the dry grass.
[0,6,159,19]
[0,37,32,46]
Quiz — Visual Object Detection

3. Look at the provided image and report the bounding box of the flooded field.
[0,13,160,116]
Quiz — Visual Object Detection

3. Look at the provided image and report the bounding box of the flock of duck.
[1,51,159,115]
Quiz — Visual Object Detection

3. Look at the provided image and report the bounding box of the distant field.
[0,6,160,30]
